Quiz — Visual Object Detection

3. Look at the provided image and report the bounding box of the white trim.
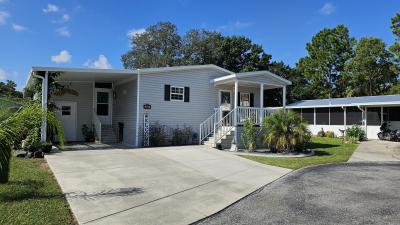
[135,70,140,147]
[240,92,250,107]
[94,88,113,125]
[170,86,185,102]
[286,101,400,109]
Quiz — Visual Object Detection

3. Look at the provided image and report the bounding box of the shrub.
[262,110,311,153]
[171,126,193,146]
[241,117,257,152]
[82,124,95,142]
[149,122,167,147]
[345,125,365,142]
[325,131,335,138]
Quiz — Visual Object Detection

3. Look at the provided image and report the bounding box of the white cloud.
[51,50,71,63]
[0,68,7,80]
[0,11,9,25]
[43,4,59,13]
[84,55,112,69]
[56,26,70,37]
[62,14,70,22]
[216,21,252,31]
[12,23,27,32]
[319,3,336,16]
[127,28,146,38]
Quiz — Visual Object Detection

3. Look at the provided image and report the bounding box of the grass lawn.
[0,156,76,225]
[242,137,358,170]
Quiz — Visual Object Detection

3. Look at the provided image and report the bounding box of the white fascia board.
[286,101,400,109]
[235,70,292,85]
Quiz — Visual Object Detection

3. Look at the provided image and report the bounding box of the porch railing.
[236,107,274,125]
[199,108,220,144]
[92,110,102,142]
[214,108,236,145]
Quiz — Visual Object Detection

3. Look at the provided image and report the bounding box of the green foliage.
[387,83,400,94]
[121,23,271,73]
[262,110,311,153]
[241,118,257,152]
[343,37,397,96]
[149,122,167,147]
[0,102,64,182]
[345,125,366,142]
[171,126,193,146]
[0,80,22,99]
[296,25,356,98]
[325,131,335,138]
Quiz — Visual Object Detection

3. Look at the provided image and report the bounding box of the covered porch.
[200,71,291,147]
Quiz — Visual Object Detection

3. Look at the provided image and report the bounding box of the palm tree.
[262,109,311,153]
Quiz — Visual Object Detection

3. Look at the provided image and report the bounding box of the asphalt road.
[194,162,400,225]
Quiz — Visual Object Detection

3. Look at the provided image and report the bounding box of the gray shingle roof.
[287,94,400,108]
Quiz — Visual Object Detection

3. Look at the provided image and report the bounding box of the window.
[346,107,362,125]
[61,106,71,116]
[388,107,400,121]
[330,107,344,125]
[302,108,315,124]
[170,86,184,101]
[220,91,231,104]
[367,107,381,125]
[316,108,329,125]
[97,92,109,116]
[240,93,250,107]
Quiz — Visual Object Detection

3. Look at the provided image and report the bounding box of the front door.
[95,88,112,124]
[219,90,232,118]
[56,101,77,142]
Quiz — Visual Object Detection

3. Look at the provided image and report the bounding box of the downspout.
[32,71,49,143]
[135,69,140,147]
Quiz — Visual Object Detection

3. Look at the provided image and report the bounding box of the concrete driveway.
[349,140,400,162]
[196,162,400,225]
[45,146,291,225]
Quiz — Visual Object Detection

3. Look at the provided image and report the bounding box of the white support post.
[259,83,264,124]
[282,86,286,110]
[365,107,368,136]
[234,80,239,146]
[135,69,141,147]
[40,72,48,143]
[344,107,347,131]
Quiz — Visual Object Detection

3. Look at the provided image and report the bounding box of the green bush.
[171,126,193,146]
[325,131,335,138]
[345,125,365,142]
[149,122,167,147]
[262,110,311,153]
[241,117,257,152]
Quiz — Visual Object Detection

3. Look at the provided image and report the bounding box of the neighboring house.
[286,95,400,139]
[26,65,291,148]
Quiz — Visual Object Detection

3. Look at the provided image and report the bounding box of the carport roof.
[287,94,400,108]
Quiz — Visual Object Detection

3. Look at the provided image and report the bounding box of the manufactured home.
[26,65,291,149]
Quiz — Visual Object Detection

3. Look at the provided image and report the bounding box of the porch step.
[203,131,234,150]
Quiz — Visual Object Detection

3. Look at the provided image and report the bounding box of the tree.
[389,13,400,72]
[296,25,356,98]
[342,37,397,96]
[0,80,22,99]
[122,22,182,69]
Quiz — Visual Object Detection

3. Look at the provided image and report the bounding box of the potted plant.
[82,124,95,142]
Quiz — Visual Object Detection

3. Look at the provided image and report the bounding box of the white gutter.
[32,71,48,143]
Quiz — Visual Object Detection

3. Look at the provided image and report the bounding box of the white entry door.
[56,101,77,142]
[95,88,112,125]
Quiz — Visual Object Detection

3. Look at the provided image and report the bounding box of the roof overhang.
[286,102,400,109]
[211,70,292,87]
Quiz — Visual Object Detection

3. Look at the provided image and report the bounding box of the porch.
[200,71,292,149]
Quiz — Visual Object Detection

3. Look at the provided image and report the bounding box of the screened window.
[330,107,344,125]
[302,108,314,124]
[346,107,362,125]
[170,86,184,101]
[367,107,381,125]
[316,108,329,125]
[291,108,301,114]
[388,107,400,121]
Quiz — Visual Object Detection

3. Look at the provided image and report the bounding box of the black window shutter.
[184,87,190,102]
[237,92,241,106]
[250,93,254,107]
[164,85,171,101]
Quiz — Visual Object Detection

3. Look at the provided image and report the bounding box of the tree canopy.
[0,80,22,99]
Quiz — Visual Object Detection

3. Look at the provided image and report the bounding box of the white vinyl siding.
[112,79,137,146]
[52,82,93,141]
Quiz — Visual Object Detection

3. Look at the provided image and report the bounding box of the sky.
[0,0,399,90]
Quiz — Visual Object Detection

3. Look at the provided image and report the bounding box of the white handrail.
[214,108,236,145]
[199,109,220,144]
[92,110,102,142]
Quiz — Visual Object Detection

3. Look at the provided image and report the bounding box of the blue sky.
[0,0,399,89]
